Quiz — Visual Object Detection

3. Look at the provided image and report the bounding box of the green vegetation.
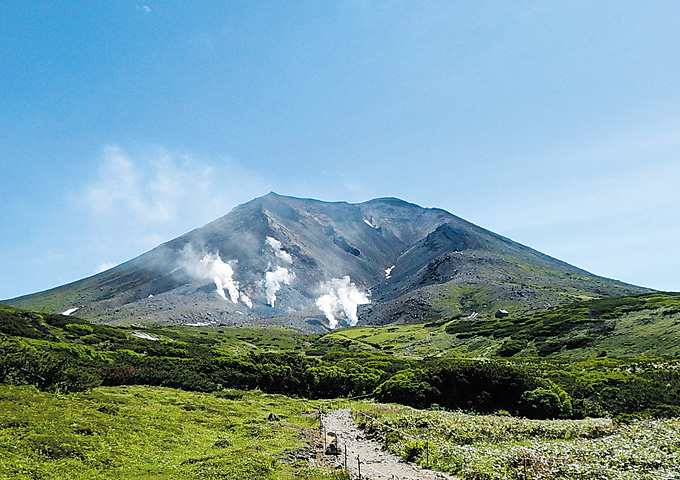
[0,384,348,479]
[329,291,680,358]
[431,284,502,314]
[353,403,680,479]
[5,296,680,420]
[3,292,680,478]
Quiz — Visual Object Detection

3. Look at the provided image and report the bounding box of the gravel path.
[321,407,459,480]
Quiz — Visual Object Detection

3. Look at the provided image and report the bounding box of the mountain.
[6,193,647,331]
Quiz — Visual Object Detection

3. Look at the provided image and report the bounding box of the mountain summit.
[7,193,646,331]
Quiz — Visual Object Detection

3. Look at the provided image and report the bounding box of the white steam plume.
[240,292,253,308]
[315,276,370,329]
[265,236,292,263]
[265,266,294,307]
[211,265,239,302]
[181,249,251,307]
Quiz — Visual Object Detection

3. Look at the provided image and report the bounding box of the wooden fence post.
[426,429,429,468]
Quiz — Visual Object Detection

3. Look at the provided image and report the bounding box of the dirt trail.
[321,407,458,480]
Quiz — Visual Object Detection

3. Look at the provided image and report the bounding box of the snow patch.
[61,307,79,316]
[131,332,158,341]
[363,219,376,228]
[385,265,395,279]
[266,236,292,264]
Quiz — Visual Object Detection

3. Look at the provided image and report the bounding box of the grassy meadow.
[3,293,680,478]
[0,384,348,480]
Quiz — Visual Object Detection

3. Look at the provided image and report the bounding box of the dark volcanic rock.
[6,193,648,330]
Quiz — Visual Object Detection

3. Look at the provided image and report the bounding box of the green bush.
[374,370,440,408]
[497,339,525,357]
[519,383,573,419]
[403,440,425,462]
[65,323,94,336]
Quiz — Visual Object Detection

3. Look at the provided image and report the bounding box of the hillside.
[6,193,646,331]
[325,291,680,358]
[6,297,680,480]
[3,295,680,419]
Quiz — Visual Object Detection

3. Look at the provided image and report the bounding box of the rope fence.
[353,410,423,442]
[319,407,431,480]
[336,433,403,480]
[319,406,680,480]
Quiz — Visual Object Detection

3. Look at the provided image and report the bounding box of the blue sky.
[1,1,679,299]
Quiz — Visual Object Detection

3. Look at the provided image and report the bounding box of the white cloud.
[80,143,267,266]
[86,144,209,223]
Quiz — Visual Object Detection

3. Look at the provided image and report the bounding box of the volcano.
[6,193,647,331]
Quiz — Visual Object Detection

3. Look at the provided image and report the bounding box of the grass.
[353,403,680,479]
[5,292,680,360]
[430,284,501,313]
[3,380,680,480]
[0,385,348,479]
[142,324,314,355]
[4,292,680,478]
[322,292,680,358]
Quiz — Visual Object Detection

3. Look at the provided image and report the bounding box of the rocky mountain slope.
[6,193,647,331]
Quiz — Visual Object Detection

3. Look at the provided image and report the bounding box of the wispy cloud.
[87,145,168,223]
[504,162,678,232]
[136,5,151,14]
[96,262,117,273]
[86,144,263,226]
[80,143,267,268]
[456,123,680,291]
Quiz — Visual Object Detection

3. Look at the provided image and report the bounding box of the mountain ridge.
[6,193,648,331]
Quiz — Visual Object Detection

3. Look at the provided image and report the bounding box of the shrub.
[519,384,573,419]
[65,324,94,336]
[374,370,440,409]
[498,339,525,357]
[403,440,425,462]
